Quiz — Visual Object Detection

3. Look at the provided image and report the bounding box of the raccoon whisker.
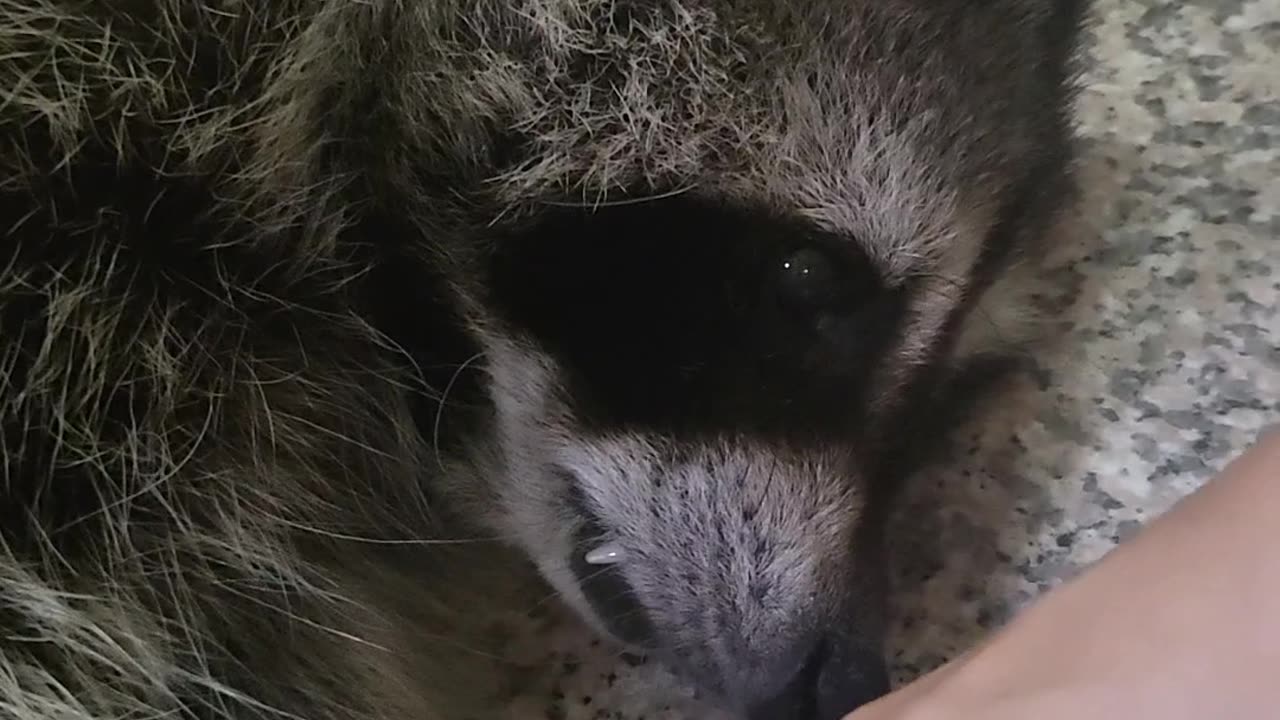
[418,361,497,373]
[520,566,614,613]
[432,351,487,473]
[520,587,568,613]
[604,607,651,628]
[270,410,398,461]
[904,271,969,299]
[961,305,1033,353]
[539,183,697,210]
[909,271,1045,357]
[212,578,390,653]
[272,519,505,546]
[405,631,511,663]
[520,557,635,614]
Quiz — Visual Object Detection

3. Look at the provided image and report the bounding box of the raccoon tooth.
[585,543,626,566]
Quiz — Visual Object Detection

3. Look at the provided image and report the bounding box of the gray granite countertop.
[496,2,1280,716]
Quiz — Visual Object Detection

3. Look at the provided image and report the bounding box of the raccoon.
[0,2,1089,720]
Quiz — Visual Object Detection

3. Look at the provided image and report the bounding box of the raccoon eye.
[775,247,848,316]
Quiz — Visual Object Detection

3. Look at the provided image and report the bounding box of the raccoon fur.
[0,2,1090,720]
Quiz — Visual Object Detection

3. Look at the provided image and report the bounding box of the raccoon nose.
[746,638,889,720]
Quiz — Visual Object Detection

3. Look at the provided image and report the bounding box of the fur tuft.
[0,3,502,719]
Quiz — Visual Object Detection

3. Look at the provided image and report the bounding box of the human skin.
[847,426,1280,720]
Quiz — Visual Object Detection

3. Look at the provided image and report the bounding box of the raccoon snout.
[745,636,889,720]
[559,463,888,718]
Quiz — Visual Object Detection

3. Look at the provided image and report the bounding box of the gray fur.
[0,1,1090,719]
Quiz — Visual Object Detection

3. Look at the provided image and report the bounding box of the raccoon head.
[376,2,1084,718]
[467,195,905,720]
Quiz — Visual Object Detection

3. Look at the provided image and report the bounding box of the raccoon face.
[376,2,1082,717]
[450,192,930,720]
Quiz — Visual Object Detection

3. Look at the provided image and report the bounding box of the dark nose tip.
[745,639,889,720]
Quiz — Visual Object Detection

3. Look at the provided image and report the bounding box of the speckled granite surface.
[494,2,1280,717]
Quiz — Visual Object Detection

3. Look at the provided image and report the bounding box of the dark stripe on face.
[486,194,909,443]
[565,479,658,648]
